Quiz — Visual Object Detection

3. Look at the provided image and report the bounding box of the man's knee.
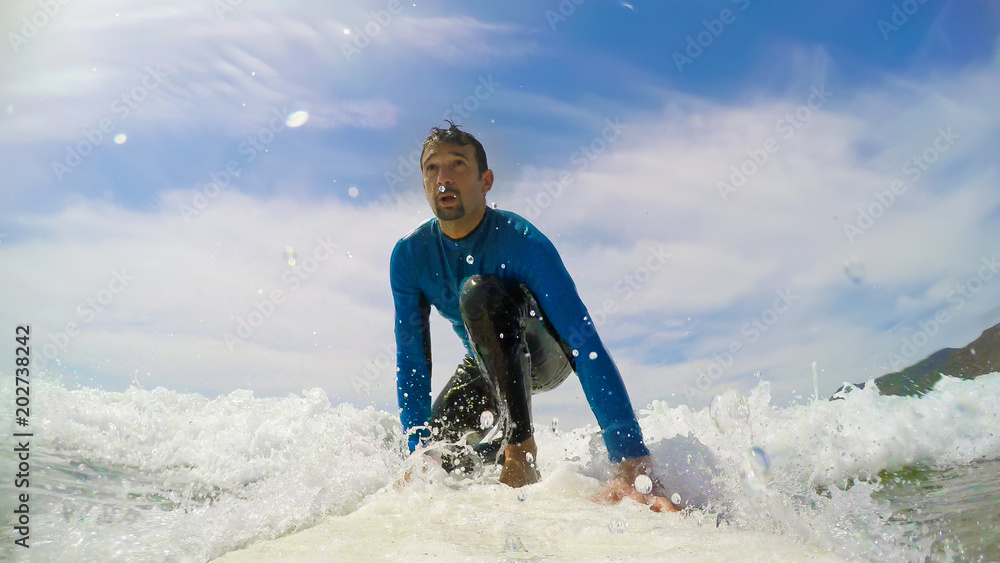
[459,275,506,320]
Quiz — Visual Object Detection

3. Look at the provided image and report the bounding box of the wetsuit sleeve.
[512,229,651,463]
[390,240,433,453]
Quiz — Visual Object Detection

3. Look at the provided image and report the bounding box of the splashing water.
[6,372,1000,562]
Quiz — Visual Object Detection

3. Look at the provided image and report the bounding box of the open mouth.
[439,194,458,205]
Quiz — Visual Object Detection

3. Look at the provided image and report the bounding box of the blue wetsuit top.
[390,207,650,463]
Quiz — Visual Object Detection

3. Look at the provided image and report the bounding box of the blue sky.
[2,0,999,430]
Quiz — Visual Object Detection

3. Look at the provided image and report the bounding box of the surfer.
[393,122,679,512]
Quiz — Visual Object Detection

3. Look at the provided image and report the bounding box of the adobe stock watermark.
[179,107,295,222]
[223,235,338,351]
[384,75,501,196]
[521,117,626,219]
[32,268,137,371]
[349,244,670,397]
[545,0,587,31]
[842,126,958,244]
[717,84,833,202]
[682,286,800,402]
[50,65,170,182]
[877,0,932,41]
[341,0,405,62]
[886,252,999,371]
[672,0,750,73]
[562,245,671,351]
[7,0,71,54]
[212,0,246,20]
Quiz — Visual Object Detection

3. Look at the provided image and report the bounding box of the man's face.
[421,141,492,223]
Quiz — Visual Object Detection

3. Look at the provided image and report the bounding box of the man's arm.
[508,228,679,509]
[390,240,433,453]
[508,221,649,463]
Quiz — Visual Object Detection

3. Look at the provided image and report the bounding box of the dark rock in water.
[832,322,1000,399]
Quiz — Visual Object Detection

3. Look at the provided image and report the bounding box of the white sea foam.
[0,372,997,562]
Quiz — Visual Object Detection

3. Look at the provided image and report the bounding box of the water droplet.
[466,255,474,264]
[480,410,494,429]
[114,133,127,144]
[572,349,579,357]
[608,518,627,534]
[402,392,408,397]
[525,452,534,464]
[500,263,506,269]
[588,351,598,360]
[438,185,446,193]
[348,186,359,197]
[517,492,527,501]
[529,309,536,316]
[671,493,682,505]
[550,417,559,432]
[285,110,309,128]
[503,535,526,552]
[491,201,498,208]
[634,474,652,494]
[742,446,772,494]
[843,256,865,284]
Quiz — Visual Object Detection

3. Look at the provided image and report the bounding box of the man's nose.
[435,171,453,187]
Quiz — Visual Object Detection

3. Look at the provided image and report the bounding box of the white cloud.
[0,3,528,145]
[384,16,538,64]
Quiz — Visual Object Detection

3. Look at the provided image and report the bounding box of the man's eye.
[426,164,437,171]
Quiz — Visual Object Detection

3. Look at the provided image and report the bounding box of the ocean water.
[1,372,998,562]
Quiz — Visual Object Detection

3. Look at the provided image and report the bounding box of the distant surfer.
[392,122,679,512]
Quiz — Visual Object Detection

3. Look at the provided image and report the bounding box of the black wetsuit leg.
[429,356,503,471]
[429,275,574,472]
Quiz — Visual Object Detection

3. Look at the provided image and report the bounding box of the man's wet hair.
[421,120,489,176]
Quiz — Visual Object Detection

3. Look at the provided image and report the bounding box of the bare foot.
[499,436,540,488]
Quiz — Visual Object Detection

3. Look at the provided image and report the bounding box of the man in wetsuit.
[392,123,678,511]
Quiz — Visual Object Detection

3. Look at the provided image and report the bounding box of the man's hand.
[591,455,681,513]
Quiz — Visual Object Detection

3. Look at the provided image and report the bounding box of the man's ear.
[481,169,494,194]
